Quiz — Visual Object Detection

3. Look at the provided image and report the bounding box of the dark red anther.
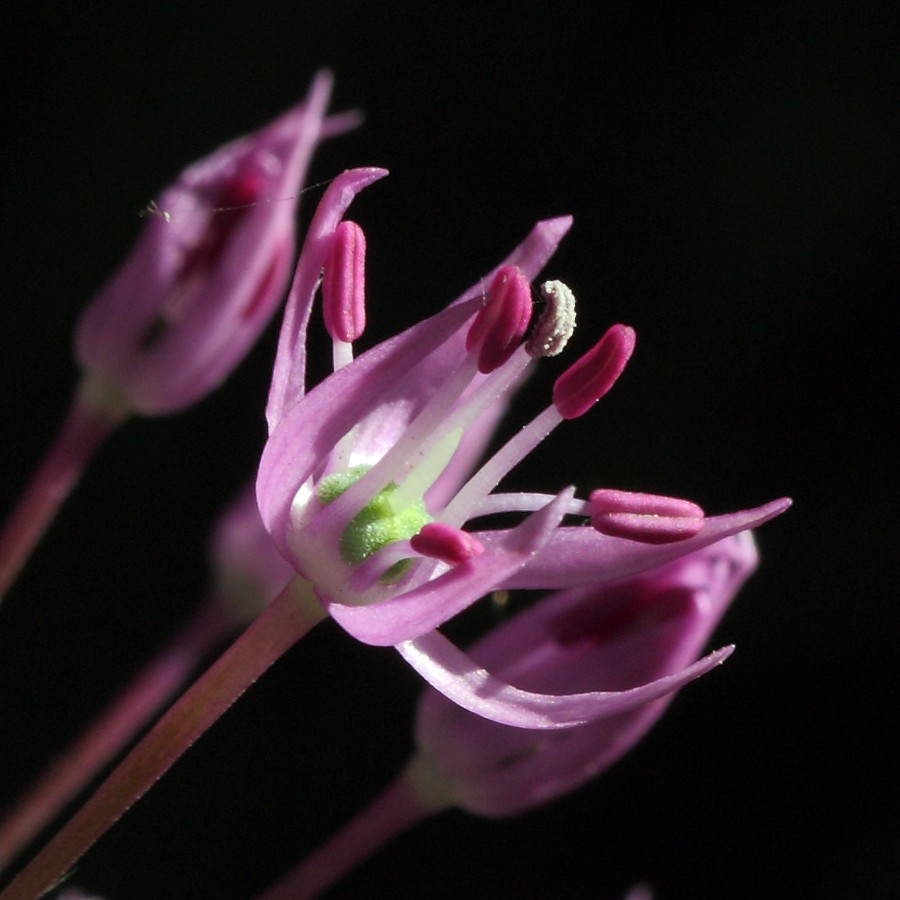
[410,523,485,565]
[322,220,367,342]
[552,324,635,419]
[589,489,705,544]
[466,265,532,373]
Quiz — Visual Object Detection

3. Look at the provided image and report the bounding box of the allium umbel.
[257,167,790,726]
[0,152,790,900]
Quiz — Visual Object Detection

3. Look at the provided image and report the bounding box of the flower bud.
[75,72,341,415]
[413,533,757,817]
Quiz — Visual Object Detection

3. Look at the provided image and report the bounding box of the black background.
[1,2,897,898]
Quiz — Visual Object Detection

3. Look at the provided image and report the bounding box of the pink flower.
[410,533,758,817]
[256,168,790,725]
[74,71,357,415]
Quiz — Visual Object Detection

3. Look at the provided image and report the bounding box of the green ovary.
[317,466,431,565]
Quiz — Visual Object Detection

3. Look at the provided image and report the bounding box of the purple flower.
[409,533,758,817]
[75,71,357,415]
[256,168,790,725]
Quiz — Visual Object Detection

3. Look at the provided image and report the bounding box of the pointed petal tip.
[311,66,335,85]
[307,68,334,98]
[538,214,574,236]
[342,165,389,184]
[321,108,366,139]
[715,644,736,664]
[753,496,793,522]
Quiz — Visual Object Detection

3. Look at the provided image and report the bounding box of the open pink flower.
[411,533,758,816]
[75,71,358,415]
[256,168,790,726]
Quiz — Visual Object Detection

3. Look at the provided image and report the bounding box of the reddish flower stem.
[0,598,233,874]
[0,581,326,900]
[256,764,447,900]
[0,381,128,604]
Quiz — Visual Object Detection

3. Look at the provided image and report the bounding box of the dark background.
[1,2,897,898]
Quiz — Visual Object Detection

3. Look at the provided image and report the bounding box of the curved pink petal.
[396,629,733,729]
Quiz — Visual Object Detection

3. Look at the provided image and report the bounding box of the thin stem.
[0,580,326,900]
[256,763,447,900]
[0,598,234,874]
[0,380,129,604]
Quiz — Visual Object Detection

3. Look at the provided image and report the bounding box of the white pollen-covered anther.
[525,279,577,358]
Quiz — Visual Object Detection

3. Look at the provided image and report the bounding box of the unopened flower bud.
[75,72,343,415]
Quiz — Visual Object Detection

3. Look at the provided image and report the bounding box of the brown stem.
[256,762,447,900]
[0,380,128,604]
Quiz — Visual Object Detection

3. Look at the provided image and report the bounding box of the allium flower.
[410,533,759,816]
[74,70,356,415]
[256,168,790,726]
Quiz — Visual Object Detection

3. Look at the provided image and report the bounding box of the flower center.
[316,465,432,566]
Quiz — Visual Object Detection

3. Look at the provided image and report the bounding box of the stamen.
[410,523,485,564]
[322,220,367,343]
[525,280,577,357]
[466,265,532,373]
[589,489,705,544]
[552,324,635,419]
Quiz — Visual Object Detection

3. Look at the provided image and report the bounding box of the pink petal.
[396,629,734,729]
[495,497,791,590]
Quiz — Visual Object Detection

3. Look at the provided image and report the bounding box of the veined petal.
[397,629,733,729]
[494,497,791,591]
[325,490,573,645]
[258,296,482,556]
[266,167,388,432]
